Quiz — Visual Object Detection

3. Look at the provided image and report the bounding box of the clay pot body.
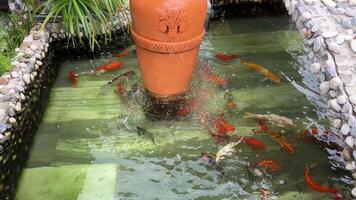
[130,0,207,98]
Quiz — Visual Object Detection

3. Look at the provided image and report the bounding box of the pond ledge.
[284,0,356,196]
[0,14,129,198]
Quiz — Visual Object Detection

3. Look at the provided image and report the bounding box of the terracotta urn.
[130,0,207,99]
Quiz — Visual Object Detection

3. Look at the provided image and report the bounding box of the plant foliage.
[40,0,128,50]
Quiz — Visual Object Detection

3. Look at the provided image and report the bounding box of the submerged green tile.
[16,164,117,200]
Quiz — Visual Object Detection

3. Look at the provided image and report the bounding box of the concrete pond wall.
[0,0,356,198]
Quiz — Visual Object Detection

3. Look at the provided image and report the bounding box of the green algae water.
[15,17,353,200]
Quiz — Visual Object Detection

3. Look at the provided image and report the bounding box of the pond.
[15,16,353,200]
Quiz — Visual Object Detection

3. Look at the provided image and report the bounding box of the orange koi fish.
[242,137,266,151]
[304,166,341,199]
[69,70,78,87]
[256,160,279,172]
[216,53,240,62]
[240,61,281,83]
[115,83,126,97]
[114,50,129,58]
[95,61,124,72]
[254,119,295,154]
[213,114,236,135]
[201,73,227,85]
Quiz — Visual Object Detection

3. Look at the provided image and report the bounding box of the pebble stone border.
[0,12,129,199]
[283,0,356,196]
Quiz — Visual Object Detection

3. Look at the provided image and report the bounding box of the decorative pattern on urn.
[159,9,188,39]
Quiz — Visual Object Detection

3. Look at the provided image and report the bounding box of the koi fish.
[256,160,279,172]
[208,130,231,144]
[304,166,341,199]
[240,61,281,83]
[114,50,129,58]
[244,112,296,127]
[136,126,155,144]
[201,73,227,85]
[69,70,78,87]
[254,119,295,154]
[242,137,266,151]
[95,61,124,72]
[215,137,244,163]
[225,92,236,110]
[115,83,126,97]
[177,98,199,117]
[216,53,240,62]
[213,114,236,135]
[101,71,135,88]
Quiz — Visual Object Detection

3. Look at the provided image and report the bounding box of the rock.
[322,31,338,38]
[342,19,352,29]
[351,39,356,53]
[0,77,9,85]
[346,136,355,148]
[304,0,315,4]
[337,95,347,104]
[301,12,312,22]
[20,93,26,101]
[313,36,324,52]
[0,123,8,134]
[350,95,356,105]
[353,150,356,160]
[343,103,353,114]
[345,8,356,17]
[320,81,330,95]
[36,60,43,66]
[15,102,21,112]
[329,99,341,111]
[342,124,351,135]
[9,117,16,125]
[329,77,342,89]
[10,71,18,78]
[322,0,336,7]
[327,42,341,54]
[352,187,356,198]
[333,118,342,128]
[23,74,31,84]
[310,63,321,73]
[346,161,356,170]
[351,125,356,136]
[335,34,345,45]
[30,44,38,51]
[343,147,352,161]
[350,0,356,6]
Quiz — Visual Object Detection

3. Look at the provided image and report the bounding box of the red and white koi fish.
[95,61,124,72]
[216,53,240,62]
[69,70,78,87]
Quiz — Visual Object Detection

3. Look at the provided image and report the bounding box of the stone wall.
[0,12,129,199]
[283,0,356,197]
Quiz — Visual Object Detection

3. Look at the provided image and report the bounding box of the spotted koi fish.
[253,119,295,154]
[240,61,281,83]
